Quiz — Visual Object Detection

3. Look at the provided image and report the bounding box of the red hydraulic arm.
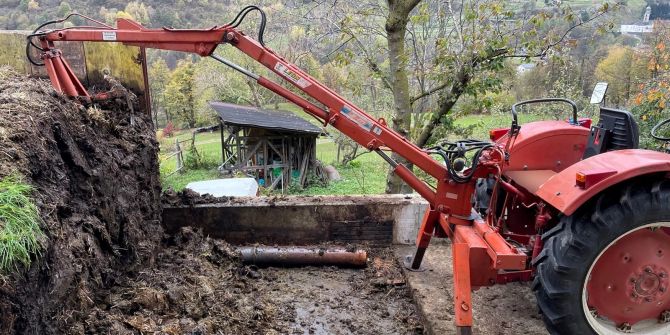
[32,12,453,212]
[29,9,526,334]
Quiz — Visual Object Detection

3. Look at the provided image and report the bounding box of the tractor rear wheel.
[533,178,670,334]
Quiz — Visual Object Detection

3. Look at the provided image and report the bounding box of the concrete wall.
[162,195,429,245]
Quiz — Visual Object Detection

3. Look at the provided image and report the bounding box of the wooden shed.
[211,102,323,190]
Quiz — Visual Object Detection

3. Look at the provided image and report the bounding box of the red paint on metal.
[452,222,497,287]
[577,118,592,129]
[453,242,473,327]
[496,120,590,172]
[586,228,670,325]
[472,219,526,270]
[257,76,328,120]
[496,270,533,284]
[489,128,509,141]
[415,209,440,248]
[536,150,670,215]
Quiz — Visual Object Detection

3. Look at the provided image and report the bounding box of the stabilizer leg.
[453,242,473,334]
[404,208,439,271]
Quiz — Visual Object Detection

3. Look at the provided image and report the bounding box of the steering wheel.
[510,98,579,134]
[651,117,670,141]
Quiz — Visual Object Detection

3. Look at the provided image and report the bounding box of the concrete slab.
[395,243,548,335]
[163,195,428,245]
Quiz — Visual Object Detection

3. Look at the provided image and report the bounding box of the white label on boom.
[102,31,117,41]
[274,63,311,88]
[340,105,373,131]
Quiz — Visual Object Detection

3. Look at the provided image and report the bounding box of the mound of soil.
[0,69,296,335]
[0,68,162,334]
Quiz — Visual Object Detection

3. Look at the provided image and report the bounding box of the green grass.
[161,169,221,191]
[0,174,44,273]
[158,112,556,194]
[454,112,555,139]
[290,141,388,195]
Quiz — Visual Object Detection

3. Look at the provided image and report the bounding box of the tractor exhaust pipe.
[238,246,368,267]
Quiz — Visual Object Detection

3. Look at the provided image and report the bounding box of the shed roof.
[210,101,322,135]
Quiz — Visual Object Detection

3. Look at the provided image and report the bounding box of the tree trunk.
[247,80,262,107]
[415,67,470,148]
[384,0,421,194]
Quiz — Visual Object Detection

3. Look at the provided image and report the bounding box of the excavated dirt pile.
[0,67,163,333]
[0,69,290,334]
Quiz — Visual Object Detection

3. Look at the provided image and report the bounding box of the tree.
[595,46,647,107]
[148,58,170,127]
[124,2,151,25]
[56,1,71,17]
[631,22,670,148]
[384,0,422,193]
[165,60,197,129]
[381,0,617,193]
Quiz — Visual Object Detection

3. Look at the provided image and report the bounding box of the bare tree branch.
[409,6,611,106]
[410,82,449,104]
[502,8,611,59]
[348,32,395,91]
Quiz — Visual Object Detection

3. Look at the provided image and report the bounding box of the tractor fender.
[535,149,670,216]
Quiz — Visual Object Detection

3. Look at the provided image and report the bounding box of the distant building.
[644,6,651,23]
[620,24,654,33]
[620,5,654,34]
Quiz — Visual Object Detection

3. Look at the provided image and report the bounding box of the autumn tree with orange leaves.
[631,21,670,148]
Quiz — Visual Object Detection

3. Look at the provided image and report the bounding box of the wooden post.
[236,127,243,167]
[263,138,268,187]
[282,137,289,186]
[175,138,183,173]
[224,119,227,167]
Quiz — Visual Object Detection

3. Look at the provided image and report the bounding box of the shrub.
[184,146,220,170]
[631,79,670,149]
[163,121,177,138]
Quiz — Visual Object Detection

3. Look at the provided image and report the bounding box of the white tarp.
[186,178,259,197]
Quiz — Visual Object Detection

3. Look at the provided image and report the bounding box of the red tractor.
[27,8,670,334]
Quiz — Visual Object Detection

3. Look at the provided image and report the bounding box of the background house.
[210,101,324,191]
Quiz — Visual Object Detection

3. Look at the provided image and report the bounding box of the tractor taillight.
[576,170,617,189]
[577,118,592,129]
[576,172,587,188]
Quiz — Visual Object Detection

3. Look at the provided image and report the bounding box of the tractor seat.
[583,107,639,159]
[504,170,557,194]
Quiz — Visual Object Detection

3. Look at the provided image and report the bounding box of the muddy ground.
[259,249,423,335]
[76,227,422,334]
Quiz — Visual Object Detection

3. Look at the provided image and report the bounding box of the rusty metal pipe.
[238,246,368,267]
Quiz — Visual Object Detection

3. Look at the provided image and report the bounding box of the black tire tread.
[533,176,670,334]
